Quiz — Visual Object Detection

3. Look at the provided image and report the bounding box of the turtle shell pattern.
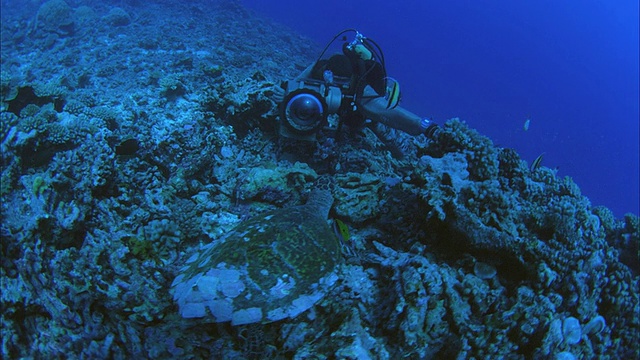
[171,188,341,325]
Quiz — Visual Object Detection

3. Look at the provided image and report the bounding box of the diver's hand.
[425,123,440,140]
[270,84,285,103]
[419,118,441,140]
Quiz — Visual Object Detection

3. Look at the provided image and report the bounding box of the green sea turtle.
[171,177,342,325]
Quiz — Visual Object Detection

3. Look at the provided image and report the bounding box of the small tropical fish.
[332,218,350,242]
[524,118,531,131]
[384,77,401,110]
[333,218,359,259]
[530,152,545,172]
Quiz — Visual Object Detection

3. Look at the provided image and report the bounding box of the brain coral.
[36,0,74,33]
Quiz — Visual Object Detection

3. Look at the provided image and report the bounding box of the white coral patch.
[221,279,245,298]
[186,253,200,264]
[269,275,296,299]
[180,302,206,318]
[171,274,185,287]
[232,307,263,325]
[289,292,323,318]
[196,275,220,298]
[207,299,234,322]
[198,258,210,268]
[267,307,289,322]
[207,268,241,281]
[320,272,339,286]
[172,273,202,303]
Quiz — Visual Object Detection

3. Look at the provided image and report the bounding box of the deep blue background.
[242,0,639,217]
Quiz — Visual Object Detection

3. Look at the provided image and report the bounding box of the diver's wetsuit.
[302,50,429,137]
[358,86,426,135]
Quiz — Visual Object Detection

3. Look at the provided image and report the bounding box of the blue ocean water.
[242,0,640,217]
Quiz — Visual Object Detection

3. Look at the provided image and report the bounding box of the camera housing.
[279,79,345,141]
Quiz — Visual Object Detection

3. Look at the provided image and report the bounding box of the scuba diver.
[274,29,439,158]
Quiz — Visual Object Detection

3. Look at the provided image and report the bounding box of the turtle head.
[306,175,335,218]
[314,174,335,193]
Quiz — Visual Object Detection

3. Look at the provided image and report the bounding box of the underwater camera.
[279,78,345,141]
[278,29,388,141]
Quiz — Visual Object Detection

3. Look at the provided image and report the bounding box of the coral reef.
[1,0,638,359]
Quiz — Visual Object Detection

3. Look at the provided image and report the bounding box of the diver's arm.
[294,63,316,81]
[271,63,316,104]
[358,86,438,136]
